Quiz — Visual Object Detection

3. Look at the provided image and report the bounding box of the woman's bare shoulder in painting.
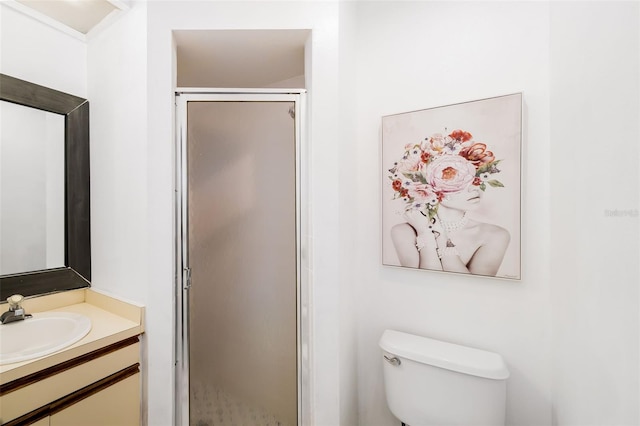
[390,222,421,268]
[464,221,510,276]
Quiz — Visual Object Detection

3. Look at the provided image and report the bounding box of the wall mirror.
[0,74,91,300]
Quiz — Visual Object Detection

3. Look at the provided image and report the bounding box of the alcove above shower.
[174,29,308,88]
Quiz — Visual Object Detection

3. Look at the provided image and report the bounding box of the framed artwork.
[382,93,522,280]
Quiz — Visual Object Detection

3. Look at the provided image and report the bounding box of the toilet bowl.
[379,329,509,426]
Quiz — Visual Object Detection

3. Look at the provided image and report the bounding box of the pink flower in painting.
[425,155,476,193]
[388,128,504,216]
[428,133,446,152]
[396,156,422,173]
[407,183,434,202]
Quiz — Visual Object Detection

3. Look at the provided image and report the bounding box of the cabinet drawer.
[0,337,139,424]
[50,373,140,426]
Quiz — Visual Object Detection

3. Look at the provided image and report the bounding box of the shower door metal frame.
[174,89,308,426]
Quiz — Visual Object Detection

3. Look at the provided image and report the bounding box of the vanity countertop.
[0,288,144,385]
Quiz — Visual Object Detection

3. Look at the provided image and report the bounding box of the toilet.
[379,329,510,426]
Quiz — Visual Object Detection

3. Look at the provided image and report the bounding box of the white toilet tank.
[379,330,509,426]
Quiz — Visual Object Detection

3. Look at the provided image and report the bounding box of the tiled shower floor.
[190,380,288,426]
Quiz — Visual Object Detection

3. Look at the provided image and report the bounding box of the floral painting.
[382,93,522,279]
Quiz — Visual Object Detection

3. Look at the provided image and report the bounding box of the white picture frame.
[382,93,522,280]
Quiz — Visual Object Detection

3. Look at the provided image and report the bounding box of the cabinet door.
[49,373,140,426]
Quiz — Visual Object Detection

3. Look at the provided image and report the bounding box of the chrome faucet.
[0,294,32,324]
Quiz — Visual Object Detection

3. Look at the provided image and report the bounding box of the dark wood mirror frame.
[0,74,91,301]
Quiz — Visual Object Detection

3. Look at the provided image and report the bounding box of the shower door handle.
[183,267,192,290]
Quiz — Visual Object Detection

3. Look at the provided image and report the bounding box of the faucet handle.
[7,294,24,309]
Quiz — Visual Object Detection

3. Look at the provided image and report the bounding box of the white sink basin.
[0,312,92,365]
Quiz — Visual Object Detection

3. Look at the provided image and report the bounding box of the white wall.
[353,2,640,426]
[550,2,639,425]
[352,2,553,425]
[338,2,359,425]
[87,3,148,305]
[0,4,86,96]
[86,3,149,422]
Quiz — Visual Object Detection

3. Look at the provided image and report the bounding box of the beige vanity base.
[0,289,144,426]
[50,372,140,426]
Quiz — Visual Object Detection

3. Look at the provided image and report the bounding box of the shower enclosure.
[175,91,307,426]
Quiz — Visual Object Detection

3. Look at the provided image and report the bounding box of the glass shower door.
[185,99,298,426]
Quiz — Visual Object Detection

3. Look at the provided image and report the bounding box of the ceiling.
[7,0,129,37]
[174,30,308,88]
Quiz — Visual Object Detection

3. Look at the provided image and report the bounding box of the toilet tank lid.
[379,330,510,380]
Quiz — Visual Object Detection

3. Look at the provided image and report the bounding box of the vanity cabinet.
[0,289,145,426]
[0,336,141,426]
